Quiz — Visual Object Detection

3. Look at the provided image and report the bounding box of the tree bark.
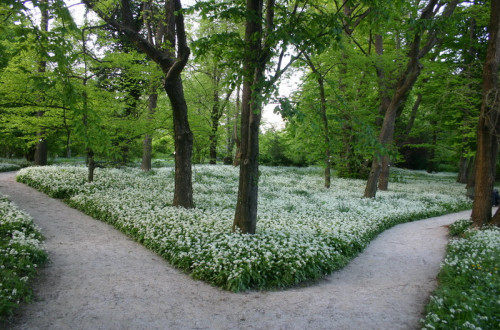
[471,0,500,227]
[233,0,274,234]
[142,92,157,171]
[209,86,221,165]
[87,148,95,183]
[319,76,331,188]
[232,86,241,166]
[34,0,49,166]
[165,76,193,208]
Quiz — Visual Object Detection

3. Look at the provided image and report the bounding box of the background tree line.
[0,0,498,230]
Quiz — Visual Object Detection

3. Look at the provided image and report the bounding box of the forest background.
[0,0,498,231]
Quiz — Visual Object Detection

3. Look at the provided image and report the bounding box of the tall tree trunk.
[165,76,193,208]
[471,0,500,227]
[427,122,438,173]
[233,86,241,166]
[466,157,476,200]
[233,0,273,234]
[34,0,49,166]
[87,148,95,183]
[304,54,331,187]
[319,76,331,188]
[374,34,392,191]
[209,89,220,165]
[457,154,471,184]
[142,92,157,171]
[404,93,422,137]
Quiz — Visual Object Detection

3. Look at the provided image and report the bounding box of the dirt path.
[0,171,471,329]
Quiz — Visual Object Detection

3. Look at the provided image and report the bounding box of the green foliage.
[422,227,500,329]
[449,219,473,237]
[0,195,48,320]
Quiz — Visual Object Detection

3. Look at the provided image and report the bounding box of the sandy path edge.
[0,171,471,330]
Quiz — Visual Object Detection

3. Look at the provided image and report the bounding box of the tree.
[34,0,49,166]
[82,0,194,207]
[364,0,460,198]
[471,0,500,227]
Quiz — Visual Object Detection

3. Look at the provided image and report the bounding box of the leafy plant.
[421,228,500,329]
[0,195,47,320]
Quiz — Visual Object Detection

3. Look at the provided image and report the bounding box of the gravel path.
[0,171,470,330]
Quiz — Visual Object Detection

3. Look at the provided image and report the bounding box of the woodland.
[1,0,500,232]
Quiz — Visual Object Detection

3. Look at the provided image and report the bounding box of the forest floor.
[0,171,472,330]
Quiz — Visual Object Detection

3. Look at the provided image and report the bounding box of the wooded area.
[1,0,499,231]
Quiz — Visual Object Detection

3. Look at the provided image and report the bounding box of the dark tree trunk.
[142,93,157,171]
[233,0,273,234]
[457,155,470,183]
[232,86,241,166]
[87,149,95,183]
[319,76,331,188]
[374,35,392,191]
[378,156,390,190]
[427,122,438,173]
[471,0,500,227]
[34,126,48,166]
[209,93,220,165]
[466,157,476,200]
[405,93,422,137]
[34,1,49,166]
[165,76,193,208]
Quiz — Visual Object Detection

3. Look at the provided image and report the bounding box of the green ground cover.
[421,221,500,330]
[16,165,471,292]
[0,195,47,320]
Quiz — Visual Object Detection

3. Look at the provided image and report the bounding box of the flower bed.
[17,165,470,291]
[421,225,500,329]
[0,195,47,319]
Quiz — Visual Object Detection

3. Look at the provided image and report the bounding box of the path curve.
[0,171,470,329]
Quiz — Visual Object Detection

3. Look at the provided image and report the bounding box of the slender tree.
[34,0,49,165]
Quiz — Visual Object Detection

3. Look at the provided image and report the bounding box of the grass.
[0,195,47,320]
[16,165,471,292]
[421,222,500,330]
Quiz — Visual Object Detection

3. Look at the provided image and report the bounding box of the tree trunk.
[374,35,392,191]
[405,93,422,137]
[427,121,438,173]
[319,76,331,188]
[466,157,476,200]
[165,76,193,208]
[142,92,157,171]
[457,155,472,183]
[471,0,500,227]
[305,54,331,188]
[209,95,220,165]
[232,86,241,166]
[87,148,95,183]
[34,1,49,166]
[378,156,390,190]
[233,0,270,234]
[34,126,48,166]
